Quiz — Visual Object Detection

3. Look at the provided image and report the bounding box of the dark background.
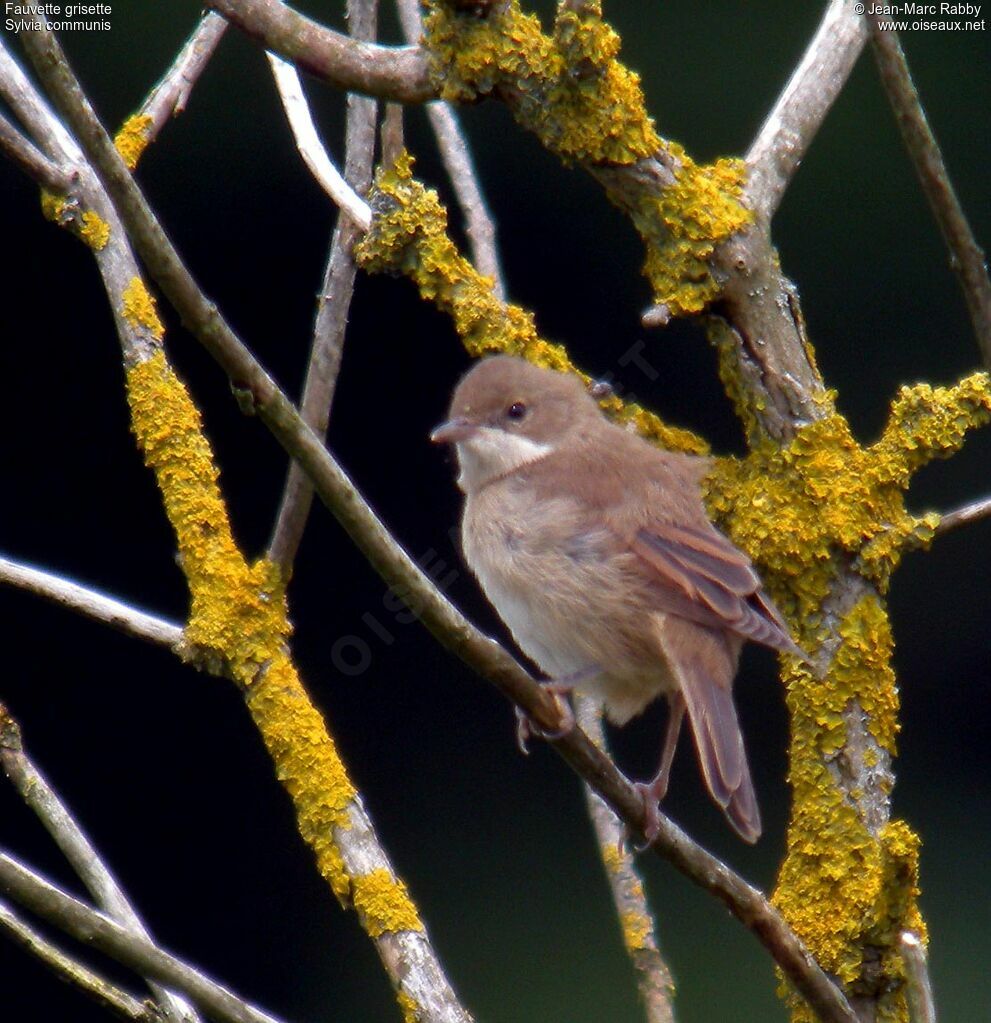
[1,3,989,1021]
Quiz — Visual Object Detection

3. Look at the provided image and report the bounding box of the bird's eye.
[506,401,527,420]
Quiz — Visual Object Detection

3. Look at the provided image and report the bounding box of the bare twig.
[380,101,404,168]
[17,19,857,1021]
[0,707,199,1022]
[138,12,227,136]
[0,555,183,650]
[0,853,287,1023]
[208,0,432,102]
[746,0,867,220]
[933,493,991,538]
[269,0,379,572]
[0,897,160,1023]
[0,109,71,191]
[576,698,676,1023]
[396,0,505,297]
[266,53,372,229]
[868,16,991,368]
[900,932,936,1023]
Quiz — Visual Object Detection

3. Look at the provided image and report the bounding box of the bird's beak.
[430,417,478,444]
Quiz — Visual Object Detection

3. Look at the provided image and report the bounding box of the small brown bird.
[431,355,804,843]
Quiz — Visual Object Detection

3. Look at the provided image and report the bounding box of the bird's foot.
[627,780,667,852]
[515,681,577,754]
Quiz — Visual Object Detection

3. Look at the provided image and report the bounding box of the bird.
[430,355,805,843]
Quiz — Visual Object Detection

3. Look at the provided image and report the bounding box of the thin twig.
[933,493,991,537]
[266,53,372,229]
[0,897,160,1023]
[868,16,991,368]
[900,932,936,1023]
[396,0,505,297]
[209,0,432,102]
[138,12,228,138]
[0,555,183,650]
[576,698,676,1023]
[268,0,379,572]
[746,0,867,220]
[18,22,857,1022]
[379,101,404,168]
[0,706,199,1023]
[0,853,287,1023]
[0,109,72,191]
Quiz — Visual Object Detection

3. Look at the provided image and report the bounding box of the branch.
[17,18,857,1022]
[0,555,183,650]
[266,53,372,229]
[867,15,991,369]
[208,0,433,102]
[0,853,287,1023]
[0,109,72,191]
[268,0,379,572]
[900,932,936,1023]
[113,11,227,171]
[0,897,160,1023]
[575,699,676,1023]
[396,0,505,297]
[0,706,199,1023]
[933,493,991,538]
[746,0,868,220]
[138,12,228,134]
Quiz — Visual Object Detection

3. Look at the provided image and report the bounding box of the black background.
[1,3,989,1021]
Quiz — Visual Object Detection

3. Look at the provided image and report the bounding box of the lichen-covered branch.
[114,11,228,171]
[576,698,676,1023]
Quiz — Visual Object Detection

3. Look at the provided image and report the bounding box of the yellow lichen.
[80,211,110,251]
[396,991,421,1023]
[423,1,751,316]
[125,351,362,903]
[121,278,165,340]
[114,113,153,171]
[703,373,990,1019]
[40,192,110,251]
[635,144,753,316]
[600,842,622,876]
[351,869,423,937]
[619,909,652,952]
[356,153,707,455]
[424,0,660,166]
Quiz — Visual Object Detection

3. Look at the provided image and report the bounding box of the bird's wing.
[651,613,761,843]
[630,519,805,658]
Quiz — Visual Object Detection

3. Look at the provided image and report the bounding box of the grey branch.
[900,932,936,1023]
[0,109,71,191]
[933,493,991,537]
[0,897,161,1023]
[134,11,228,145]
[0,853,287,1023]
[18,14,855,1022]
[396,0,505,297]
[208,0,433,102]
[269,0,379,572]
[0,708,198,1022]
[0,555,183,650]
[746,0,867,220]
[576,698,676,1023]
[868,15,991,369]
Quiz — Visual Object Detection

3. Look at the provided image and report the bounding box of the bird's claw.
[514,685,575,754]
